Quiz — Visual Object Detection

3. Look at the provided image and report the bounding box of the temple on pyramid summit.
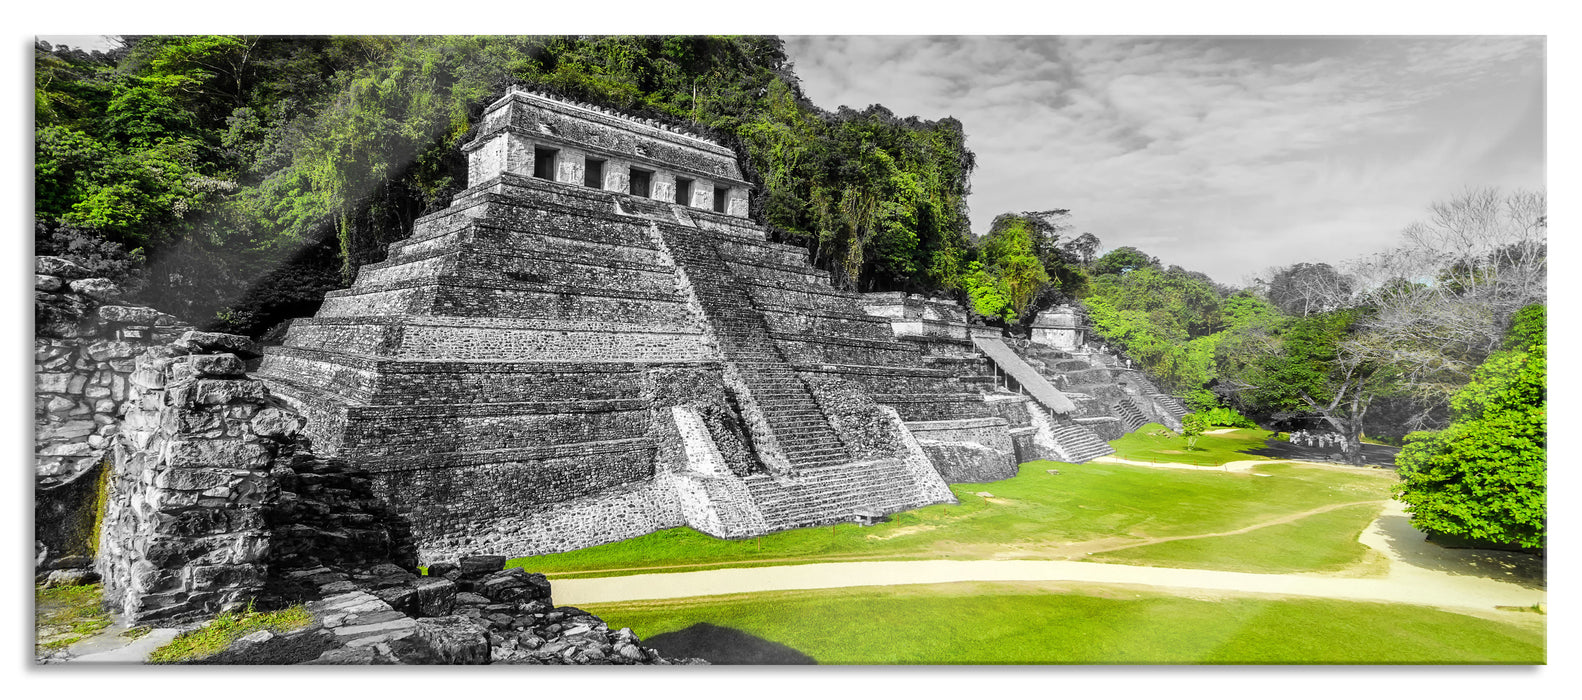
[257,88,1165,562]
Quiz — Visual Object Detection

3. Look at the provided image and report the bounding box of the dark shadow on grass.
[1372,512,1546,590]
[1244,438,1401,467]
[644,623,817,665]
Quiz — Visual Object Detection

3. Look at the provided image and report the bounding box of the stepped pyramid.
[258,89,1002,561]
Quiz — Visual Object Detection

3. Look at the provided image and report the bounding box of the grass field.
[588,581,1545,664]
[1090,502,1388,574]
[511,459,1397,577]
[1107,424,1278,465]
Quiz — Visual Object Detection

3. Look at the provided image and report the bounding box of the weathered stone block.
[86,341,138,361]
[97,305,163,325]
[191,353,246,378]
[457,555,506,576]
[69,277,121,302]
[36,256,88,279]
[165,439,273,470]
[188,563,264,591]
[250,407,303,439]
[413,577,457,617]
[35,373,73,393]
[36,274,65,292]
[178,331,262,359]
[151,466,236,492]
[397,615,490,664]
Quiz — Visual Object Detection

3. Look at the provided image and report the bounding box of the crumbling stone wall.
[35,256,189,485]
[97,332,300,622]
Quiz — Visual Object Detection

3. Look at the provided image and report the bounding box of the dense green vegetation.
[1395,305,1546,549]
[35,35,978,335]
[588,582,1545,664]
[511,457,1395,577]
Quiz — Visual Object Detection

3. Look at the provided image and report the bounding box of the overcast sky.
[784,36,1545,285]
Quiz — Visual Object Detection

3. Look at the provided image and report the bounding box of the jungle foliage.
[1394,305,1546,549]
[34,36,977,335]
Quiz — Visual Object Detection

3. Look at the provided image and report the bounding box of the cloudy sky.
[31,34,1545,286]
[784,36,1545,285]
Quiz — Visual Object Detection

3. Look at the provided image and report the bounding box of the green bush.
[1394,304,1545,549]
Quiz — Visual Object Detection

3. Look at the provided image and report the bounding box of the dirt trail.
[552,498,1545,614]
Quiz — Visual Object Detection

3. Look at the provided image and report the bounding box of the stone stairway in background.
[741,458,932,531]
[1044,421,1116,463]
[1111,398,1149,432]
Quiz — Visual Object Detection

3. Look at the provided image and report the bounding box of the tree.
[1394,305,1545,549]
[965,212,1054,324]
[1180,413,1209,450]
[1260,262,1352,317]
[1062,232,1101,267]
[1228,309,1393,465]
[1091,246,1159,276]
[1342,187,1546,430]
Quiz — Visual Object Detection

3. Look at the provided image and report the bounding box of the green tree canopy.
[1394,304,1545,549]
[1091,245,1159,276]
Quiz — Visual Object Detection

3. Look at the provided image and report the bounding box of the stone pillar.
[98,332,304,623]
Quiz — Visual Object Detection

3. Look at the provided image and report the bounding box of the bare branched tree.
[1342,187,1546,429]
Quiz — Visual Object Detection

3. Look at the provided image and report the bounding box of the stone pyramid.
[258,89,1032,561]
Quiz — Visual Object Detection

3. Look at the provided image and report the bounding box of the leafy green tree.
[1231,309,1394,465]
[1394,305,1545,549]
[1180,413,1210,450]
[1091,246,1159,276]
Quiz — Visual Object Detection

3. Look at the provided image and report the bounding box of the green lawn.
[1091,502,1387,574]
[590,581,1545,664]
[512,460,1397,577]
[1108,424,1278,465]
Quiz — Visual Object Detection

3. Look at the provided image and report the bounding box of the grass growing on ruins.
[587,581,1546,664]
[510,460,1397,577]
[148,603,313,664]
[35,583,112,653]
[1088,503,1387,574]
[1107,424,1278,466]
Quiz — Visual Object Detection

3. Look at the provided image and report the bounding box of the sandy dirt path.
[553,499,1545,614]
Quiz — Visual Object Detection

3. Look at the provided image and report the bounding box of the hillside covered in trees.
[35,35,976,336]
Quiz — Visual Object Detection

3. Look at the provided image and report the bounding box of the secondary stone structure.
[257,89,1017,561]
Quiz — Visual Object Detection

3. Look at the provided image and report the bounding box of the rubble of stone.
[191,559,698,666]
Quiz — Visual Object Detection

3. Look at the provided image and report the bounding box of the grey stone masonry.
[256,91,1003,560]
[34,257,190,486]
[98,336,300,623]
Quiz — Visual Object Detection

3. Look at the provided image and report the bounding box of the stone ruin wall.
[34,256,193,567]
[34,257,191,485]
[97,332,317,621]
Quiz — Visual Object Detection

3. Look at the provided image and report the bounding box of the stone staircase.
[1152,394,1189,421]
[647,216,849,471]
[1045,421,1115,463]
[1111,398,1149,432]
[741,458,932,531]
